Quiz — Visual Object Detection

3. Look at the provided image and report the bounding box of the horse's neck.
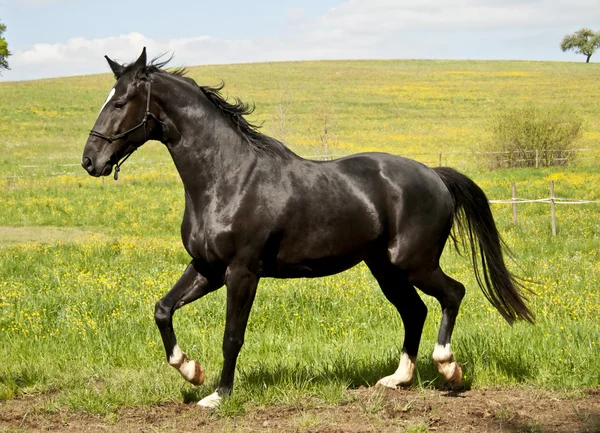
[164,110,259,200]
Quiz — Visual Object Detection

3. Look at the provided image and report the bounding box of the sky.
[1,0,599,81]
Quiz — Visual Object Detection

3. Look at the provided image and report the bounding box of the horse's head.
[82,47,162,178]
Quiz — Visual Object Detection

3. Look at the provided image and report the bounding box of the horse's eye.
[114,101,126,109]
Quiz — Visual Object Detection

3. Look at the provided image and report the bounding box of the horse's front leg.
[154,261,222,385]
[198,264,259,408]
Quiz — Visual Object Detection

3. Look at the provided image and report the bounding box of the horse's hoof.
[376,375,412,389]
[376,376,398,389]
[198,391,221,408]
[437,361,462,387]
[179,359,205,386]
[449,362,463,387]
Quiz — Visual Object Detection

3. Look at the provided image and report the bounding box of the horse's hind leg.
[154,261,223,385]
[409,267,465,387]
[366,259,428,388]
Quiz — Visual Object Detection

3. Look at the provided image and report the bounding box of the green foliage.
[0,20,10,73]
[560,28,600,63]
[485,103,583,169]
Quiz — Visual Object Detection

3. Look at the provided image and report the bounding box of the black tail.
[434,167,535,324]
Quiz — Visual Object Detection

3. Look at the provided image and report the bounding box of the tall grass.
[0,167,598,413]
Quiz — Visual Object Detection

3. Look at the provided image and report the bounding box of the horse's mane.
[129,56,293,160]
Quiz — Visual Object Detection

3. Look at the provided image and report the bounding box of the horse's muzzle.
[82,156,113,177]
[82,157,94,174]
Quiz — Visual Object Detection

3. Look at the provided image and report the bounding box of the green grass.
[0,59,599,414]
[1,59,599,173]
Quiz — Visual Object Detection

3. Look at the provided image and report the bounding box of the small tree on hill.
[560,28,600,63]
[0,19,10,73]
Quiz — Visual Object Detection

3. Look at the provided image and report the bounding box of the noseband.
[89,81,164,180]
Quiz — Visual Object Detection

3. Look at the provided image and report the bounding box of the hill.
[0,59,599,174]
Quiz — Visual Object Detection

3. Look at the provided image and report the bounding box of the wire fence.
[2,153,598,236]
[489,197,600,205]
[489,181,600,236]
[305,148,600,170]
[1,147,599,179]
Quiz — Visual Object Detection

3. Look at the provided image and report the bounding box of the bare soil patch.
[1,388,598,433]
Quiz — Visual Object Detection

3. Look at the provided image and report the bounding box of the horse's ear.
[133,47,147,70]
[105,55,125,79]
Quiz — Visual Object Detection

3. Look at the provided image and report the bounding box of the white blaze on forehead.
[99,87,116,115]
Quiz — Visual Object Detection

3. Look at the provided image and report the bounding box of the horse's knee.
[222,335,244,355]
[414,299,428,324]
[154,300,171,328]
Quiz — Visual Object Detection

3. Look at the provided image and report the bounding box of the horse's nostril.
[82,157,94,173]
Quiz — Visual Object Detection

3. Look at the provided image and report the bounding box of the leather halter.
[89,81,164,180]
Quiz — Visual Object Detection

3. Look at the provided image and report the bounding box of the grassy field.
[1,59,600,173]
[0,60,599,416]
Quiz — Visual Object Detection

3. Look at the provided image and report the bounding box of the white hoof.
[169,345,205,386]
[376,352,415,388]
[376,374,412,389]
[432,343,462,386]
[436,361,463,387]
[178,359,205,386]
[377,375,400,389]
[198,391,221,408]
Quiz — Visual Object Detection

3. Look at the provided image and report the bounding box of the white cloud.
[287,7,305,22]
[313,0,600,32]
[2,0,598,81]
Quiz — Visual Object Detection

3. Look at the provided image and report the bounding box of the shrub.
[485,103,583,169]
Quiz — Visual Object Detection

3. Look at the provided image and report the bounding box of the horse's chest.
[181,208,234,263]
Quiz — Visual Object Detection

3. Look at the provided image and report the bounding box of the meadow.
[0,59,599,417]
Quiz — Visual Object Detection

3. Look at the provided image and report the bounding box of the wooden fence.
[489,181,600,236]
[305,148,600,170]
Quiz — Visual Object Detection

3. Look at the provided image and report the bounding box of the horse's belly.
[268,254,365,278]
[265,232,379,278]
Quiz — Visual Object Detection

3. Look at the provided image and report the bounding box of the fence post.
[438,152,442,167]
[535,150,539,169]
[511,182,517,225]
[550,181,556,236]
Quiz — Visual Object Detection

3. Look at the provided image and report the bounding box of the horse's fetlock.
[169,344,186,367]
[432,343,454,363]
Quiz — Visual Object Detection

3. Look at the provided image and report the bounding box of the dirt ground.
[1,387,599,433]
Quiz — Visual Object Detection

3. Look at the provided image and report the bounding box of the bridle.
[89,80,164,180]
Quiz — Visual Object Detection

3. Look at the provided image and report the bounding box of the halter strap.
[88,81,164,180]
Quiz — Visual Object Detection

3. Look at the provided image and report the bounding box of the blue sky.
[1,0,599,81]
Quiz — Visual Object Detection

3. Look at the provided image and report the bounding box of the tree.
[560,28,600,63]
[0,20,10,73]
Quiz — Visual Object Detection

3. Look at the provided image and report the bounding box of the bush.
[486,103,583,169]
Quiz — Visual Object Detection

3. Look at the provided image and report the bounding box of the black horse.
[82,48,534,408]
